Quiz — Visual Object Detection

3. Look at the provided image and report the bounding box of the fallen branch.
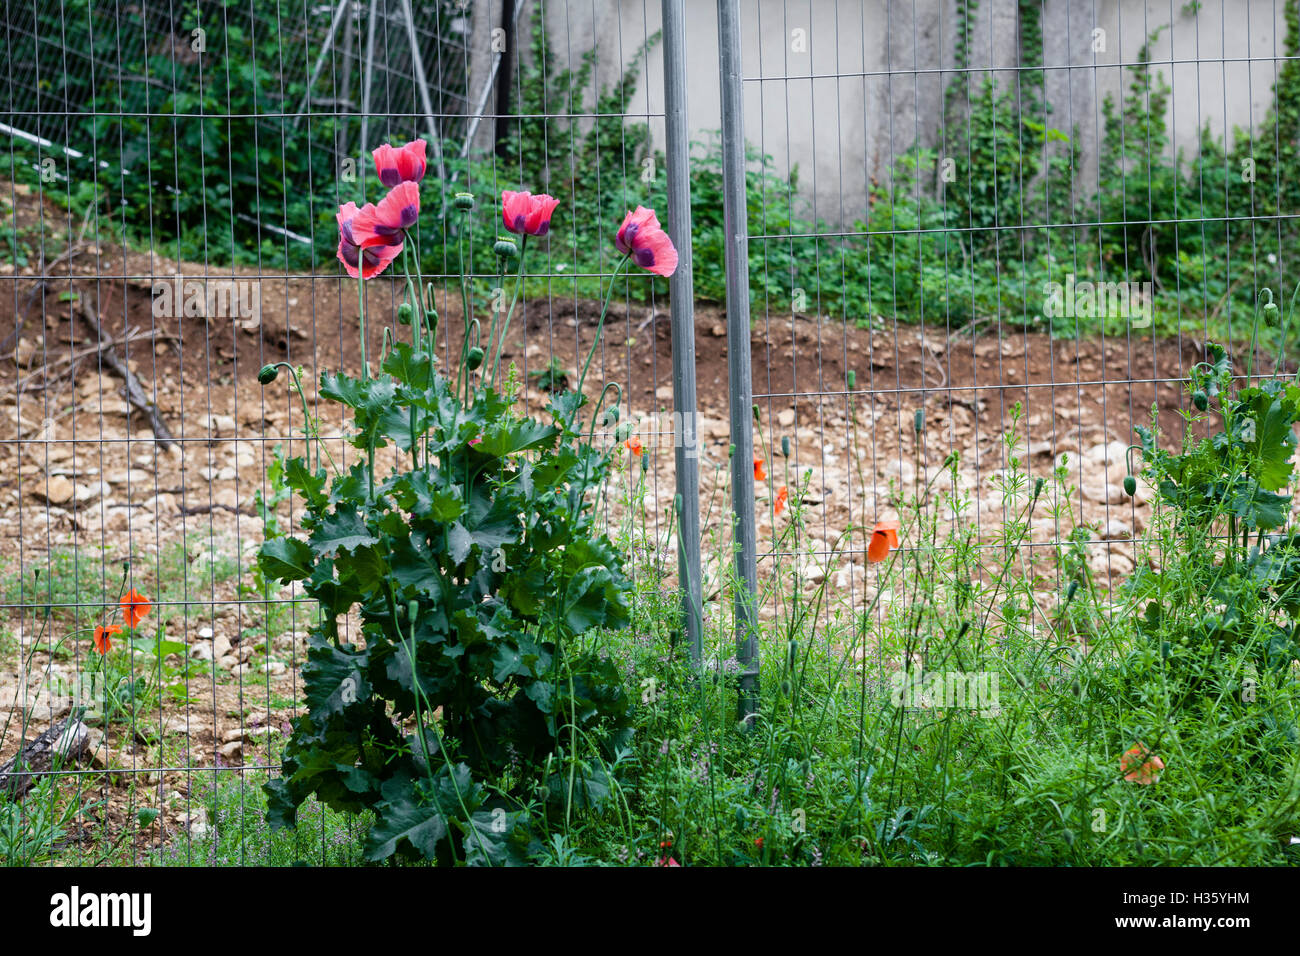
[17,327,179,392]
[74,298,177,451]
[0,717,90,799]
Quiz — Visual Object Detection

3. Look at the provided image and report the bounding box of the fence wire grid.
[0,0,1296,865]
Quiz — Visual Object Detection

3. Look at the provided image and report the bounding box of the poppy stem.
[357,273,368,381]
[490,235,528,388]
[575,254,631,419]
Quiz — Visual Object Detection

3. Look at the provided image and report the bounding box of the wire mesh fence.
[0,0,683,865]
[0,0,1297,866]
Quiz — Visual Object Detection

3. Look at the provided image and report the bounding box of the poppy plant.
[867,520,901,563]
[501,190,560,237]
[349,181,421,249]
[615,206,678,277]
[775,485,789,516]
[337,202,403,280]
[93,623,121,655]
[754,456,766,481]
[372,139,427,187]
[625,437,644,457]
[1120,742,1165,784]
[121,588,152,629]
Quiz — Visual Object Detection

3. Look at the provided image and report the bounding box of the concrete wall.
[469,0,1290,224]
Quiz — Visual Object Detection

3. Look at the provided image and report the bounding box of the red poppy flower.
[615,206,678,277]
[348,181,421,249]
[775,485,789,516]
[753,456,766,482]
[337,202,403,280]
[372,139,427,187]
[1120,742,1165,785]
[754,837,764,849]
[625,437,644,457]
[93,624,121,655]
[867,520,901,563]
[121,588,152,629]
[501,190,560,237]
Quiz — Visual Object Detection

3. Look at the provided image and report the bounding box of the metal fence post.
[716,0,759,721]
[661,0,704,664]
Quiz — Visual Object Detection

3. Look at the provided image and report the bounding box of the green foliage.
[260,346,635,865]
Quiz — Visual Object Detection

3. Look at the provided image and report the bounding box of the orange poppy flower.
[93,624,121,655]
[121,589,152,629]
[1120,742,1164,784]
[625,437,643,457]
[774,485,789,516]
[754,456,766,481]
[867,520,901,563]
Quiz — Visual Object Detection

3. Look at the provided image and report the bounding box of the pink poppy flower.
[615,206,678,277]
[372,139,427,187]
[337,202,403,280]
[349,181,421,249]
[501,190,560,236]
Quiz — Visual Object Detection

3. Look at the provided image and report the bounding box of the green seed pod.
[397,302,414,326]
[1192,389,1208,411]
[781,435,790,458]
[407,601,418,622]
[494,238,519,260]
[257,364,279,385]
[1123,474,1137,497]
[453,192,475,211]
[847,369,856,389]
[642,454,649,473]
[914,408,925,433]
[467,347,485,370]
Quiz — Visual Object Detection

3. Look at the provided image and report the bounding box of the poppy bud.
[615,423,633,442]
[1123,474,1137,496]
[453,192,475,211]
[642,454,649,473]
[467,347,485,370]
[603,406,620,426]
[494,238,519,260]
[426,309,439,336]
[781,435,790,458]
[1065,580,1079,604]
[752,404,761,423]
[1192,390,1208,411]
[1033,477,1045,499]
[397,302,413,326]
[787,639,798,669]
[257,364,279,385]
[1264,301,1279,321]
[914,408,925,433]
[729,443,735,458]
[408,601,419,622]
[847,370,856,389]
